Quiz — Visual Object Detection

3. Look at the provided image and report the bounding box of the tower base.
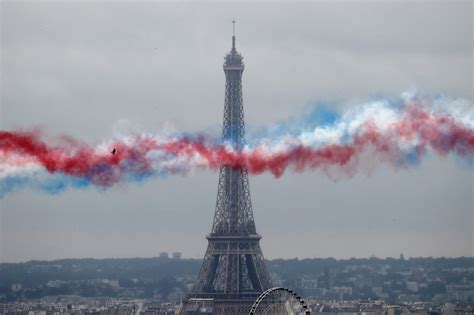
[180,293,261,315]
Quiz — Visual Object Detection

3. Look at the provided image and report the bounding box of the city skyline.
[1,1,472,262]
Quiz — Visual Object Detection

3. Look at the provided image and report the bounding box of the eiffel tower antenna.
[181,25,272,315]
[232,20,236,50]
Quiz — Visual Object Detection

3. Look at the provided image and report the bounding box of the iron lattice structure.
[181,31,272,315]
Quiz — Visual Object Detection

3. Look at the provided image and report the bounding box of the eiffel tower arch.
[180,23,272,315]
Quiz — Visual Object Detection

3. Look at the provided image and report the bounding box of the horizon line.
[2,255,473,264]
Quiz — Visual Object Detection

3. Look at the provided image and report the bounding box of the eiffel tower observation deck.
[180,22,272,315]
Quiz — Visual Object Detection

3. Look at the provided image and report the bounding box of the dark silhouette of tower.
[180,22,272,315]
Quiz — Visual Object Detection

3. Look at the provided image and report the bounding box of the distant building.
[406,281,419,292]
[159,252,169,259]
[447,284,474,302]
[140,303,176,315]
[172,252,182,259]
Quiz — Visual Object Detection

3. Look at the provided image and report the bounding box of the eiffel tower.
[180,22,272,315]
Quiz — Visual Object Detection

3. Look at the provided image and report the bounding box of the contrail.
[1,92,472,197]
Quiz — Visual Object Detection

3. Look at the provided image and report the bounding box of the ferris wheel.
[249,287,311,315]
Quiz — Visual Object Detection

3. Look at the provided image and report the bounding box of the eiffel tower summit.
[180,22,272,314]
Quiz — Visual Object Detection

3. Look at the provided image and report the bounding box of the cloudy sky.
[1,1,472,262]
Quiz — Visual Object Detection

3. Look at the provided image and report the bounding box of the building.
[180,22,272,315]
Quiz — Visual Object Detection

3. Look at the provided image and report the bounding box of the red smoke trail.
[0,106,473,186]
[161,139,358,177]
[0,131,157,185]
[162,106,474,177]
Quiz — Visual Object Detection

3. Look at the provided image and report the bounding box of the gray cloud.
[0,1,472,262]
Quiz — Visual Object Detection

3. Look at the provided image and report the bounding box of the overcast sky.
[0,1,472,262]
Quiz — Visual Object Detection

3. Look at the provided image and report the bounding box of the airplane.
[111,148,116,155]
